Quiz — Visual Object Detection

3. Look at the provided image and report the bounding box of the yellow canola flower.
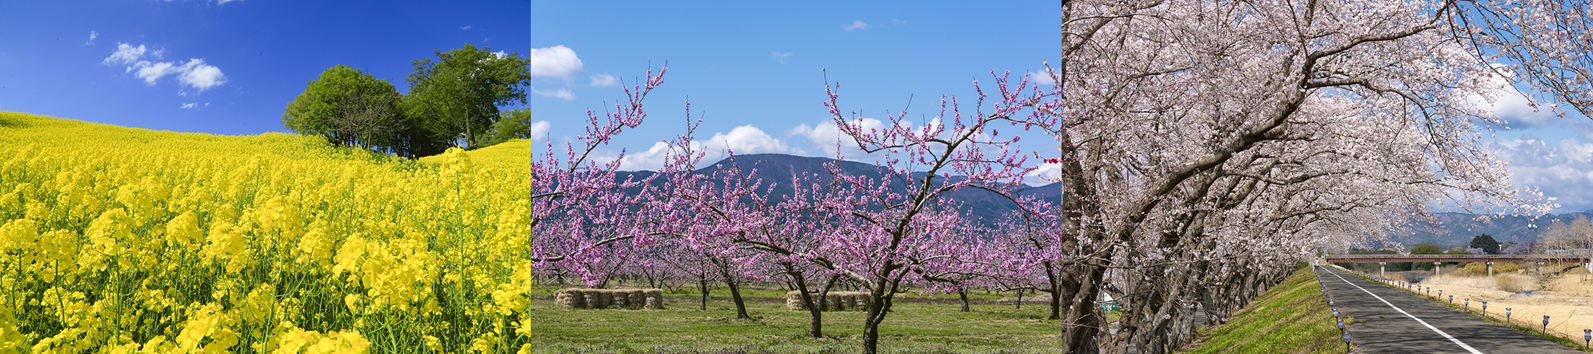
[271,327,370,354]
[0,113,536,351]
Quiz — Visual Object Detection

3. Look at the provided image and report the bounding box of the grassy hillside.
[1183,265,1342,354]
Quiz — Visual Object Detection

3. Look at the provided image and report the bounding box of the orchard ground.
[519,265,1341,354]
[520,285,1070,353]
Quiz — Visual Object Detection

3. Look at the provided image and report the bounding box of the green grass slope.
[1183,265,1342,354]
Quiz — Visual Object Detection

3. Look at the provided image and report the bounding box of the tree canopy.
[404,44,532,150]
[282,45,531,157]
[480,108,534,146]
[1411,244,1442,255]
[1470,234,1501,255]
[282,65,406,152]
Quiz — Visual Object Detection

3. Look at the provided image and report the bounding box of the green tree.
[1411,244,1441,270]
[404,44,531,150]
[1470,234,1500,255]
[283,65,405,152]
[479,108,533,147]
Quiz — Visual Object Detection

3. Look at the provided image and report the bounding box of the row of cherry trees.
[519,0,1590,352]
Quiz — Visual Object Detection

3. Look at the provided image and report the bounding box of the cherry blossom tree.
[524,67,667,285]
[814,74,1044,354]
[1016,0,1580,351]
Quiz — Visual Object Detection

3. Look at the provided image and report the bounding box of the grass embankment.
[1182,265,1342,354]
[522,285,1068,353]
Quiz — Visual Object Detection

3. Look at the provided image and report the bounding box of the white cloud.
[787,118,884,157]
[180,102,198,109]
[619,141,675,171]
[532,86,576,101]
[492,50,506,59]
[132,61,179,84]
[1028,69,1057,88]
[619,126,794,170]
[530,45,583,78]
[841,20,871,31]
[103,43,148,66]
[589,73,619,87]
[770,51,793,64]
[1025,162,1062,186]
[176,59,226,91]
[529,120,551,141]
[213,0,237,4]
[890,19,906,25]
[85,31,97,47]
[104,43,226,92]
[703,125,791,156]
[1492,135,1593,212]
[461,25,472,30]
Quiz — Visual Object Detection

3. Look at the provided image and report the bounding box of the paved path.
[1315,265,1583,354]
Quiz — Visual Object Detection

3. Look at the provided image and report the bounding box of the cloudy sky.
[0,0,528,135]
[0,1,1584,214]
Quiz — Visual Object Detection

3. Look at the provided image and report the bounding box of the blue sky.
[0,1,1587,214]
[532,1,1592,213]
[0,0,528,136]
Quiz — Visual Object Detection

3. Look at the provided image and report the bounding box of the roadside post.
[1343,331,1352,352]
[1507,308,1512,322]
[1545,315,1551,333]
[1583,329,1589,348]
[1465,299,1470,312]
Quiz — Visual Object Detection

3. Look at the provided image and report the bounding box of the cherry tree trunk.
[1058,263,1108,354]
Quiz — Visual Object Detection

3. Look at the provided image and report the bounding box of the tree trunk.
[958,288,971,312]
[788,270,824,338]
[1047,264,1063,320]
[698,278,710,311]
[860,275,901,354]
[1058,263,1107,354]
[1016,288,1023,310]
[817,274,840,312]
[726,278,751,319]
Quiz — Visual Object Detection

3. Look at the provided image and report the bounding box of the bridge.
[1319,254,1591,278]
[1322,254,1590,263]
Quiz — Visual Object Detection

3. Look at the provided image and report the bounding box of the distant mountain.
[1393,210,1593,247]
[617,153,1060,224]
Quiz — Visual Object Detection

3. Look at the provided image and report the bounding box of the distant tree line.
[281,44,532,158]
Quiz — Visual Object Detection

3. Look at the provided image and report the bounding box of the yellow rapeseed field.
[0,112,535,353]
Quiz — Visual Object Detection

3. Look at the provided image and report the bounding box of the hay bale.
[555,288,664,310]
[582,291,604,309]
[784,291,870,311]
[643,289,664,309]
[785,291,805,310]
[626,290,645,309]
[554,289,586,308]
[615,289,633,308]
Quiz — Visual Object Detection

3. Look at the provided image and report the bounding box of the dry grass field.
[1384,263,1593,342]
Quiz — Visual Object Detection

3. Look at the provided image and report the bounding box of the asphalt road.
[1315,265,1583,354]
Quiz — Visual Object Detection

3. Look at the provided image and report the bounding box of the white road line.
[1320,266,1484,354]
